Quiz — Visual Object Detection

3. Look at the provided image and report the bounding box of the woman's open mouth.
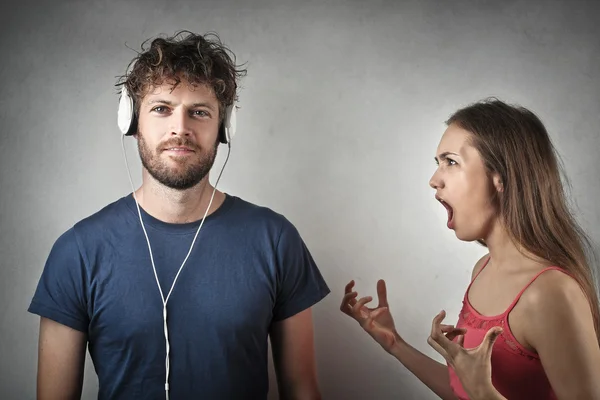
[437,196,455,229]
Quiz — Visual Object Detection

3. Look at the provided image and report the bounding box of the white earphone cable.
[121,136,231,399]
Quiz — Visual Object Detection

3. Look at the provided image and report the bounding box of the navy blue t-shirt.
[28,193,330,399]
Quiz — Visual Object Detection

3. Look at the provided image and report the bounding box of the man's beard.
[137,133,218,190]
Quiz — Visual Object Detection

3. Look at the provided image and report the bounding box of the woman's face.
[429,123,501,242]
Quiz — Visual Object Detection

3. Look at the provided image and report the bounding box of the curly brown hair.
[116,30,247,123]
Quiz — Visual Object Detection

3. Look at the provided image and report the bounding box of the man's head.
[117,31,246,190]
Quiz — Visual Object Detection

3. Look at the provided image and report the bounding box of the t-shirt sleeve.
[27,228,89,333]
[272,219,330,322]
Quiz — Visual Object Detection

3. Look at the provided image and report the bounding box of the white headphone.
[117,84,237,143]
[118,81,235,400]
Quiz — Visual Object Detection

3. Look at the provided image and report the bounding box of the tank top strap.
[472,256,491,282]
[463,256,492,298]
[504,266,571,315]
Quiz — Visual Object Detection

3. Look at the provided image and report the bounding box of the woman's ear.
[492,173,504,193]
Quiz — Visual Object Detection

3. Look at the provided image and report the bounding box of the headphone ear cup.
[219,104,236,144]
[218,123,227,144]
[118,86,135,135]
[225,104,237,143]
[128,110,138,136]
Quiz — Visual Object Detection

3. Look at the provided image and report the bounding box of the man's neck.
[134,172,225,224]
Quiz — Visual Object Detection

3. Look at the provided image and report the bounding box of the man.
[28,31,330,400]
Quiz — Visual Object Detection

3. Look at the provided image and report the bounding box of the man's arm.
[37,317,87,400]
[269,308,321,400]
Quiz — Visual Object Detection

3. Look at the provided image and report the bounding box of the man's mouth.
[163,146,195,153]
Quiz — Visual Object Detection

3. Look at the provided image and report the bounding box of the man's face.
[136,80,221,190]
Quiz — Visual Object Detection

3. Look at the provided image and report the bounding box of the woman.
[341,99,600,399]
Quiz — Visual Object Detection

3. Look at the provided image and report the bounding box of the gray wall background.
[1,0,599,399]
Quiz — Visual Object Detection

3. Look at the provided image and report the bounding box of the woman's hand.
[340,279,402,353]
[427,310,506,400]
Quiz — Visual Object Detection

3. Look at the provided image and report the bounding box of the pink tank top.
[448,258,567,399]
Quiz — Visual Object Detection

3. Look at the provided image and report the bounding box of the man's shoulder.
[43,195,133,265]
[224,195,309,247]
[71,194,133,237]
[227,194,292,227]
